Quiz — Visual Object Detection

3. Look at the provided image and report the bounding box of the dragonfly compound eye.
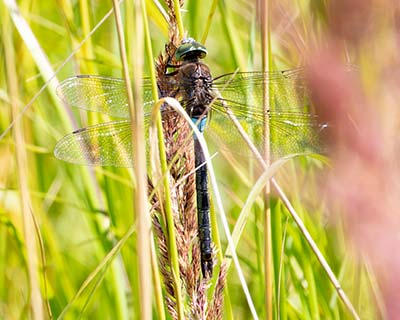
[175,38,208,61]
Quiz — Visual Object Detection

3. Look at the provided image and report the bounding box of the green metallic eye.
[175,38,208,61]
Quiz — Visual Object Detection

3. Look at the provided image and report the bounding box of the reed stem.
[260,0,273,318]
[141,0,167,318]
[2,9,44,319]
[173,0,184,38]
[112,1,151,319]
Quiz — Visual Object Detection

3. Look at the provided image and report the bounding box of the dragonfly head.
[175,38,207,62]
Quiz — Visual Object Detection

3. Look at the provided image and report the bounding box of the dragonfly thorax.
[176,61,214,119]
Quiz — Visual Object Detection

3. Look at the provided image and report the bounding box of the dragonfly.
[54,38,325,277]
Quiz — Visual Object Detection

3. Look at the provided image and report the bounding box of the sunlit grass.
[0,0,386,319]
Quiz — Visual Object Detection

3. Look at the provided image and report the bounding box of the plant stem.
[173,0,184,38]
[260,0,273,319]
[141,0,167,318]
[112,0,151,319]
[2,7,44,319]
[201,0,218,44]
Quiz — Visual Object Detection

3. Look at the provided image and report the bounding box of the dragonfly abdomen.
[194,138,213,277]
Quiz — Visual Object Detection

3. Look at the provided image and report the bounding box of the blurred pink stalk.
[306,0,400,317]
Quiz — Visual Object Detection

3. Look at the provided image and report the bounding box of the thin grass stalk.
[352,258,361,313]
[259,0,273,318]
[304,254,320,320]
[209,202,233,320]
[272,203,286,320]
[151,237,167,320]
[71,11,127,313]
[217,0,245,70]
[2,10,43,319]
[277,216,289,320]
[108,1,140,319]
[109,257,129,320]
[186,0,199,39]
[153,0,169,22]
[64,4,129,316]
[365,259,386,319]
[223,158,289,270]
[206,197,230,317]
[173,0,184,37]
[111,1,151,319]
[71,0,122,238]
[150,100,185,320]
[79,0,96,74]
[141,1,158,102]
[200,0,218,44]
[79,267,109,316]
[57,224,135,318]
[140,0,167,318]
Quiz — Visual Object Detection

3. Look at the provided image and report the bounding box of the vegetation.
[1,0,397,319]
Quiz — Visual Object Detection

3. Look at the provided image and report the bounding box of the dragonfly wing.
[209,68,325,159]
[268,111,325,157]
[57,75,154,118]
[54,120,135,167]
[212,68,309,113]
[206,98,325,160]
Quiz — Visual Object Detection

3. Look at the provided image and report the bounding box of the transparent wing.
[206,108,324,160]
[55,69,324,167]
[54,120,135,167]
[207,68,325,159]
[212,68,309,113]
[57,75,155,118]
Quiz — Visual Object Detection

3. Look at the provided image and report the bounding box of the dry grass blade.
[2,9,44,319]
[258,0,273,318]
[111,0,151,319]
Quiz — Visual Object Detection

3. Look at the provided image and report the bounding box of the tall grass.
[0,0,393,319]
